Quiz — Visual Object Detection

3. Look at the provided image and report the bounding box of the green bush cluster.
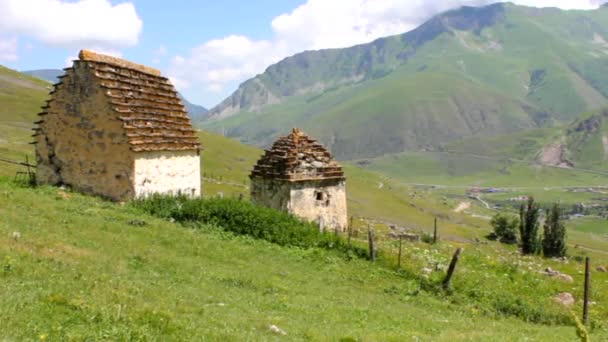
[132,194,359,252]
[489,213,519,244]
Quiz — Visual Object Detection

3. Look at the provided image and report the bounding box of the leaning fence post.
[442,248,463,289]
[368,225,376,262]
[583,256,591,325]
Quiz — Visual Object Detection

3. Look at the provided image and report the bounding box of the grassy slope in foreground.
[1,178,607,340]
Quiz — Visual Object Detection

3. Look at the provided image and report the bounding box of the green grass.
[360,151,608,188]
[1,178,607,340]
[0,65,49,174]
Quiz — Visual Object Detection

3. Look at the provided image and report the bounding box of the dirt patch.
[454,201,471,213]
[537,143,573,168]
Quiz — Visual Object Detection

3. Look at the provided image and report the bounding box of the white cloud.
[171,0,607,107]
[0,36,18,62]
[0,0,142,50]
[169,35,286,95]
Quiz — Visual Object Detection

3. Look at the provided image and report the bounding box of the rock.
[541,267,573,282]
[11,231,21,241]
[597,266,607,273]
[269,324,287,335]
[553,292,575,307]
[422,267,433,275]
[553,273,574,283]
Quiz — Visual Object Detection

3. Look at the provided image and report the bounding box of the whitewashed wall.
[134,150,201,198]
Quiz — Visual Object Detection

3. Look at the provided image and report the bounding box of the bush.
[490,213,519,245]
[132,194,357,252]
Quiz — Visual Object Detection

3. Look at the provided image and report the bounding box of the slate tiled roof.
[250,128,344,181]
[35,50,200,153]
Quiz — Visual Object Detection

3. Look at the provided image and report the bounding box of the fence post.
[368,225,376,262]
[397,235,403,268]
[583,256,591,325]
[442,248,463,289]
[347,217,353,248]
[433,217,438,244]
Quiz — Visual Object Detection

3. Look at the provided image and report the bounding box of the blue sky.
[0,0,606,108]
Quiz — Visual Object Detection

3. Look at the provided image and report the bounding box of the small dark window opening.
[315,192,324,201]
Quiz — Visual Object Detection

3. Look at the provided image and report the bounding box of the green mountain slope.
[205,3,608,160]
[0,65,49,170]
[562,108,608,169]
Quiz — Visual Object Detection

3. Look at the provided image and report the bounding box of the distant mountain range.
[22,69,209,123]
[203,3,608,161]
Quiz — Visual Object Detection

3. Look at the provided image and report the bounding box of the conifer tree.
[519,197,540,255]
[542,203,568,258]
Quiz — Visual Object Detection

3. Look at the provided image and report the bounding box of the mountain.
[177,93,209,123]
[559,107,608,170]
[22,69,208,123]
[21,69,63,83]
[205,3,608,160]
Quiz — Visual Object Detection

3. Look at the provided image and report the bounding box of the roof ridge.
[78,49,161,77]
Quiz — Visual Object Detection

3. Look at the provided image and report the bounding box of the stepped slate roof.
[35,50,200,153]
[250,128,344,182]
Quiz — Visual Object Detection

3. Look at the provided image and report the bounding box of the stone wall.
[36,62,135,200]
[250,177,348,232]
[250,177,292,212]
[134,150,200,197]
[288,179,348,232]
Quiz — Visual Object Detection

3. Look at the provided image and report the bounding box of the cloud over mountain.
[169,0,607,106]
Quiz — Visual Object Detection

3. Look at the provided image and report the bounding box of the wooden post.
[433,217,438,244]
[368,225,376,262]
[583,256,591,325]
[347,217,353,247]
[397,236,403,268]
[442,248,463,289]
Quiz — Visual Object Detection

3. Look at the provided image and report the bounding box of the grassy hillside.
[0,65,49,172]
[205,3,608,160]
[562,108,608,170]
[2,64,608,339]
[1,178,607,340]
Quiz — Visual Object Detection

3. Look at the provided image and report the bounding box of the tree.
[490,213,519,244]
[519,197,541,255]
[542,203,568,258]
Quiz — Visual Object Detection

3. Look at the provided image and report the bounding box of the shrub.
[132,195,358,252]
[542,203,568,258]
[519,197,540,255]
[490,213,519,245]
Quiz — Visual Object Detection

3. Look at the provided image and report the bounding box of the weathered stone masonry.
[250,128,348,231]
[33,50,201,200]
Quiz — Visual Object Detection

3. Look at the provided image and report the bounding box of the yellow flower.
[39,334,48,341]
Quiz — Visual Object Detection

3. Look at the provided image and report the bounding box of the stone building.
[33,50,201,200]
[250,128,347,231]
